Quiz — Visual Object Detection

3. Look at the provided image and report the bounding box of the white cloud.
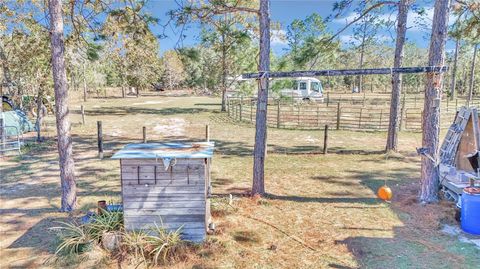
[407,7,434,32]
[333,13,356,25]
[339,34,357,44]
[271,29,287,45]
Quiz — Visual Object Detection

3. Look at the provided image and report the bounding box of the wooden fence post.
[446,97,449,112]
[317,106,320,127]
[81,105,85,125]
[297,106,301,126]
[379,109,383,129]
[399,92,406,131]
[234,102,237,120]
[336,102,341,130]
[358,108,363,129]
[142,126,147,143]
[227,98,231,117]
[455,98,458,110]
[206,125,210,141]
[326,92,330,106]
[277,102,281,128]
[97,121,103,159]
[323,125,329,154]
[250,99,253,122]
[239,97,243,122]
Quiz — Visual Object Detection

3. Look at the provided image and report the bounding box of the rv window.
[311,82,320,92]
[299,82,307,90]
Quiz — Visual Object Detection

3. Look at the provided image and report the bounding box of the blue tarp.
[1,110,36,136]
[111,142,215,159]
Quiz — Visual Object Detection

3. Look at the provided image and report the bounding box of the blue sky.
[146,0,453,55]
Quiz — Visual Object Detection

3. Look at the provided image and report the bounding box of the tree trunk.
[358,21,368,92]
[467,44,478,105]
[252,0,270,196]
[83,62,87,102]
[49,0,77,211]
[221,44,227,111]
[36,88,44,142]
[121,72,126,98]
[221,16,228,112]
[450,38,459,100]
[420,0,451,203]
[386,0,410,152]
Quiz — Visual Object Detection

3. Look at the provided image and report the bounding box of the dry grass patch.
[2,95,479,268]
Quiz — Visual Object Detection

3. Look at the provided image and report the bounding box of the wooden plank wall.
[121,158,207,242]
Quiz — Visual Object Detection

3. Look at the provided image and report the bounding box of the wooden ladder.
[439,107,471,165]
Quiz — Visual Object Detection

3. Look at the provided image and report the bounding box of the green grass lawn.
[1,95,478,268]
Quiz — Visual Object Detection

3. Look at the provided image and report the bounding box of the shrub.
[147,223,184,265]
[52,214,188,266]
[88,210,124,241]
[51,221,93,255]
[122,229,150,265]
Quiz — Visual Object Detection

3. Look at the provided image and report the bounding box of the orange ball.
[377,186,393,201]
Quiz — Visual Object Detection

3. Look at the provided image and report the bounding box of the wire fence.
[226,93,480,132]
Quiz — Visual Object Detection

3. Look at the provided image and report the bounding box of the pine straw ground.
[1,95,479,269]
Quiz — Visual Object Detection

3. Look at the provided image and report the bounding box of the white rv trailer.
[278,77,324,102]
[227,76,324,102]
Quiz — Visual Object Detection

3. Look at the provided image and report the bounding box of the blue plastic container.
[461,189,480,235]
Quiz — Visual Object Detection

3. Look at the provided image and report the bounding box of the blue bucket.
[461,187,480,235]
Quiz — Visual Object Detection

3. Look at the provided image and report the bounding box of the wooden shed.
[111,142,214,242]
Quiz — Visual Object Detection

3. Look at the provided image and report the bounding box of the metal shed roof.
[111,142,214,159]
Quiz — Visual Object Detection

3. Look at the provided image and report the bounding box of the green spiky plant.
[122,229,150,266]
[51,221,93,255]
[147,223,184,265]
[88,210,124,241]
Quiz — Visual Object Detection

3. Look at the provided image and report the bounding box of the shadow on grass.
[8,216,69,254]
[328,264,357,269]
[265,193,379,204]
[335,225,480,269]
[194,103,221,106]
[82,106,210,116]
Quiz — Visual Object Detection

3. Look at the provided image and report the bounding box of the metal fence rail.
[226,95,473,132]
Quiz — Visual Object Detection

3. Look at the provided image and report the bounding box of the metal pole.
[336,102,341,130]
[97,121,103,159]
[277,102,281,128]
[142,126,147,143]
[323,125,329,154]
[206,125,210,142]
[81,105,85,125]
